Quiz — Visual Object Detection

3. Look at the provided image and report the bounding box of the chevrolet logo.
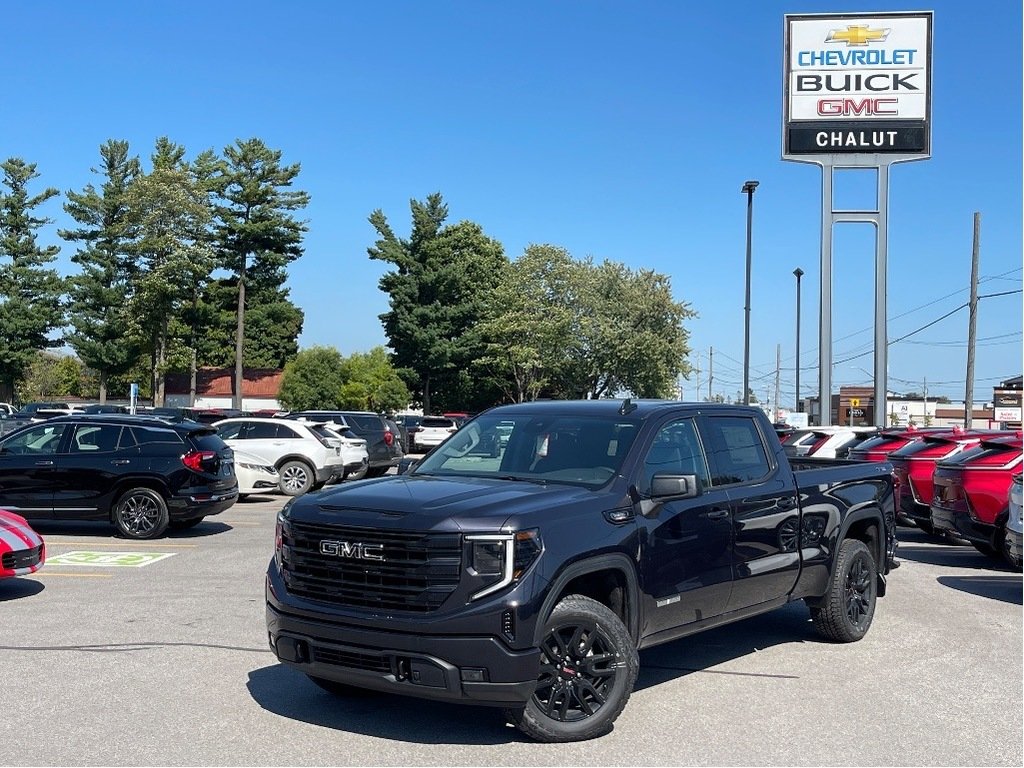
[825,25,890,46]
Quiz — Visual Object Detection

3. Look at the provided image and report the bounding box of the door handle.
[705,508,730,520]
[34,460,54,466]
[112,459,131,465]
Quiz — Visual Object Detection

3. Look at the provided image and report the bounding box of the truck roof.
[485,399,754,419]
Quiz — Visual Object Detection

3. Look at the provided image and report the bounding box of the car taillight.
[384,431,394,446]
[182,450,216,473]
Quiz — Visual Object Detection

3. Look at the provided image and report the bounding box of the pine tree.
[61,140,142,403]
[0,159,64,401]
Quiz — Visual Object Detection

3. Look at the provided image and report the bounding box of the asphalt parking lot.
[2,493,1020,767]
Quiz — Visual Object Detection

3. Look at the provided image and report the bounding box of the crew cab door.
[635,416,734,636]
[697,413,801,611]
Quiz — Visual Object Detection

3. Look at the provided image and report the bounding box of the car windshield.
[412,413,641,488]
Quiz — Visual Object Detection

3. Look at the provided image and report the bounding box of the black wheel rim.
[533,620,620,723]
[845,555,873,628]
[120,493,160,536]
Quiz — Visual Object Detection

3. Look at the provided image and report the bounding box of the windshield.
[412,412,641,488]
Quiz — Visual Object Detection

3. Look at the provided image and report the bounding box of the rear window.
[343,413,384,431]
[189,431,228,452]
[309,425,336,441]
[421,417,456,429]
[131,426,184,445]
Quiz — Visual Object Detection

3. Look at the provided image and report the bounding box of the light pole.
[793,267,803,412]
[741,180,759,405]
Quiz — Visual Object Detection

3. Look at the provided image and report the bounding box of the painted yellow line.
[46,541,198,548]
[31,572,113,578]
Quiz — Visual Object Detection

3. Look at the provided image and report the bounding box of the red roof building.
[164,368,284,410]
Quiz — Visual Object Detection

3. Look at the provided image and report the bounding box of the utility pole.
[693,362,701,403]
[708,347,714,401]
[774,344,781,422]
[964,212,981,428]
[923,376,929,426]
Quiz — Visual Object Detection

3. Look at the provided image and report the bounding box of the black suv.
[289,410,403,478]
[0,415,237,538]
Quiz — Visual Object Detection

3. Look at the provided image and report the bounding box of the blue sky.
[2,0,1020,406]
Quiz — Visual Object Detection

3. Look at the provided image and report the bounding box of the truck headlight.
[466,530,542,600]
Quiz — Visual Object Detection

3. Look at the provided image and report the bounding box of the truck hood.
[288,474,601,532]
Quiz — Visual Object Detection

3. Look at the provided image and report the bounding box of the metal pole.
[742,181,759,406]
[873,166,890,428]
[819,166,833,426]
[794,267,803,412]
[708,347,713,402]
[964,213,981,428]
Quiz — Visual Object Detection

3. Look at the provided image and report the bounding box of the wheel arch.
[275,454,317,472]
[108,476,171,521]
[534,553,640,646]
[838,507,886,596]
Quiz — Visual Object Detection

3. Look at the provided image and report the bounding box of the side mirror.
[650,473,701,500]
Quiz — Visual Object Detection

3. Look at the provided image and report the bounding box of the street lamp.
[793,267,803,412]
[741,180,759,406]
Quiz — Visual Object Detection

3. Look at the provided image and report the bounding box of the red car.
[846,425,949,463]
[888,428,1001,534]
[0,509,45,578]
[930,433,1023,559]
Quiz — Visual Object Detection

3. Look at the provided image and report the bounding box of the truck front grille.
[282,521,462,612]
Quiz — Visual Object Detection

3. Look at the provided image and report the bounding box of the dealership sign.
[784,12,932,157]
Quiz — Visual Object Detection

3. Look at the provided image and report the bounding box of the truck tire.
[809,538,877,643]
[113,487,170,539]
[506,594,638,743]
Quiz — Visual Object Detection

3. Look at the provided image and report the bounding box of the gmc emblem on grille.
[319,540,386,561]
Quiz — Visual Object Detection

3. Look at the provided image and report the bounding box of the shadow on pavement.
[936,575,1023,605]
[28,519,233,539]
[897,543,1009,571]
[246,664,520,745]
[0,577,44,601]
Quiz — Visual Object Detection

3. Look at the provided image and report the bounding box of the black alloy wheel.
[113,488,170,539]
[507,595,638,742]
[809,538,877,643]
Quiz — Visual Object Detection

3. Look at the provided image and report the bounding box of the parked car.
[287,410,403,478]
[79,404,129,414]
[782,426,878,459]
[888,428,999,535]
[213,417,346,495]
[393,413,423,451]
[0,509,45,578]
[0,403,16,417]
[846,425,949,463]
[930,433,1023,560]
[0,414,237,538]
[232,449,281,499]
[268,400,895,742]
[413,415,460,452]
[0,412,33,438]
[1006,473,1023,569]
[287,417,369,483]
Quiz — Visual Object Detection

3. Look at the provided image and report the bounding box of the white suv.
[289,417,369,482]
[414,416,459,452]
[213,418,346,496]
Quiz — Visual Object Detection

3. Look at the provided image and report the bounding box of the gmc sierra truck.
[267,400,896,742]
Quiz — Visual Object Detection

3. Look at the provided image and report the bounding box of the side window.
[215,422,244,440]
[702,416,771,486]
[274,423,301,439]
[70,424,122,454]
[1,423,67,455]
[246,422,280,440]
[131,426,185,446]
[640,419,709,494]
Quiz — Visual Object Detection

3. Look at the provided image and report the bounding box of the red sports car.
[0,509,45,578]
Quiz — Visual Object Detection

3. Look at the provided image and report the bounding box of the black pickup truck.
[267,400,895,742]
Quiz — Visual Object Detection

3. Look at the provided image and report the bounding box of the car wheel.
[168,517,205,531]
[113,488,170,539]
[310,481,326,491]
[278,461,315,496]
[346,465,368,482]
[505,594,638,743]
[809,538,877,643]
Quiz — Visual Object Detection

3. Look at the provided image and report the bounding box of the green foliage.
[61,139,143,401]
[211,138,310,406]
[277,346,346,411]
[369,193,507,412]
[16,352,84,401]
[339,347,410,413]
[0,158,65,400]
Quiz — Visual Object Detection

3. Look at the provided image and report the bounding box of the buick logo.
[320,540,386,561]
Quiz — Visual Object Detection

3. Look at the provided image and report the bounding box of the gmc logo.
[319,540,386,561]
[817,98,898,117]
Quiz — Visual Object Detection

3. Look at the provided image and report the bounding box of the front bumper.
[1006,527,1023,567]
[266,600,540,707]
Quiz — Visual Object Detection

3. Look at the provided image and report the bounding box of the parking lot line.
[46,541,198,548]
